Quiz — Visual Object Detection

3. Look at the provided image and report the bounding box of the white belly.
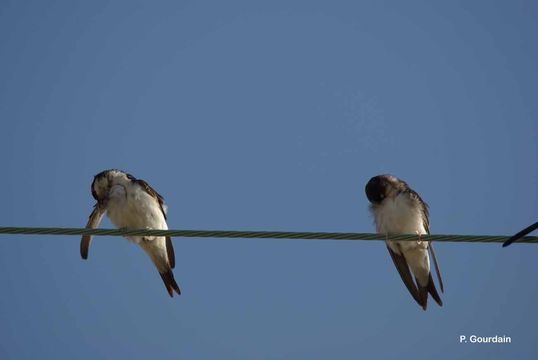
[106,184,168,243]
[373,193,431,284]
[375,193,427,236]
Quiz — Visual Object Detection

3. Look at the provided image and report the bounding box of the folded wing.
[80,205,105,259]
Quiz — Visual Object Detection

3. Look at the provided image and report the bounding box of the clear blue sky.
[1,1,537,359]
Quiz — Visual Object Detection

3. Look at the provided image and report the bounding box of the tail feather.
[159,270,181,297]
[386,246,422,305]
[416,273,443,311]
[426,273,443,307]
[417,280,428,311]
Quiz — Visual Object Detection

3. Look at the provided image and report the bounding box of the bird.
[365,174,443,310]
[80,169,181,297]
[502,222,538,247]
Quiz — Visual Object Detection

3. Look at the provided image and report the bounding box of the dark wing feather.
[428,242,444,293]
[133,178,168,220]
[503,222,538,247]
[405,188,429,234]
[421,203,430,234]
[131,177,175,267]
[80,204,105,259]
[166,237,175,269]
[386,245,422,307]
[406,188,444,292]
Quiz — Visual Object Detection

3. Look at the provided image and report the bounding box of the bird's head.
[365,174,406,204]
[91,169,132,206]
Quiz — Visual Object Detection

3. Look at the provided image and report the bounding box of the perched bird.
[502,222,538,247]
[365,174,443,310]
[81,169,180,297]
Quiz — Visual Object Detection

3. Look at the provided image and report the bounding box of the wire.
[0,226,536,244]
[502,222,538,247]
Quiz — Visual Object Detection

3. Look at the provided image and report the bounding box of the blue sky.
[1,1,537,359]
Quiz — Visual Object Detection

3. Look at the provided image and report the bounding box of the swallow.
[365,174,443,310]
[81,169,180,297]
[502,222,538,247]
